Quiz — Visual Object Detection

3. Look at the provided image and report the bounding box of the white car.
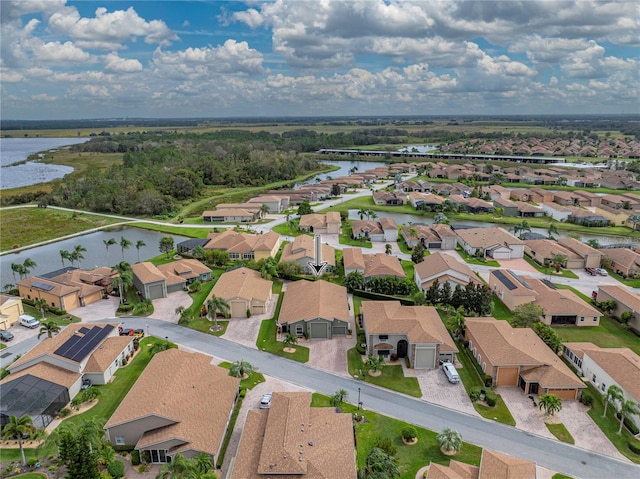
[259,393,273,409]
[19,315,40,329]
[595,268,608,276]
[442,362,460,384]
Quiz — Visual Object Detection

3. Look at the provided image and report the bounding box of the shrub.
[483,375,493,387]
[58,407,71,418]
[356,343,366,355]
[580,394,594,407]
[616,414,640,435]
[138,464,148,473]
[100,472,112,479]
[27,458,38,467]
[246,308,251,318]
[121,358,128,366]
[484,389,497,407]
[239,387,247,398]
[628,441,640,455]
[131,450,140,466]
[372,436,397,457]
[469,386,482,402]
[401,426,417,441]
[108,459,125,478]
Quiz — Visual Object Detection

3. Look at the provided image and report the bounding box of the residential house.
[351,218,398,242]
[465,317,585,399]
[0,294,23,330]
[400,224,457,250]
[157,259,212,285]
[426,449,536,479]
[362,301,458,367]
[599,247,640,278]
[462,197,495,214]
[278,280,350,339]
[342,249,405,281]
[414,252,482,292]
[2,322,133,428]
[596,285,640,332]
[553,191,580,206]
[573,190,602,207]
[229,391,357,479]
[204,230,280,261]
[208,267,273,318]
[105,349,239,464]
[595,204,632,226]
[566,207,609,227]
[246,194,289,213]
[298,212,341,234]
[557,237,602,268]
[201,208,258,223]
[132,259,210,300]
[492,197,519,217]
[455,227,525,260]
[530,188,555,203]
[408,192,444,211]
[540,202,572,222]
[489,270,538,310]
[372,190,405,205]
[514,201,544,217]
[176,238,209,254]
[279,235,336,275]
[563,343,640,430]
[523,240,585,269]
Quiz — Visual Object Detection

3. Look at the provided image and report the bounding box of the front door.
[397,340,408,358]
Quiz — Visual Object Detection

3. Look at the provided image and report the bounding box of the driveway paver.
[223,293,279,349]
[497,387,555,439]
[68,296,119,321]
[150,291,192,323]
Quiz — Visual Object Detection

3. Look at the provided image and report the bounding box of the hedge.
[353,290,415,305]
[131,450,140,466]
[628,441,640,455]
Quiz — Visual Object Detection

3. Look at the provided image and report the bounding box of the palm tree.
[551,253,567,273]
[175,305,186,320]
[38,320,61,339]
[539,393,563,417]
[367,209,377,220]
[33,297,48,320]
[192,452,214,476]
[283,332,298,350]
[548,223,559,240]
[135,240,146,263]
[230,359,254,378]
[260,257,278,280]
[59,249,71,267]
[618,399,640,434]
[112,270,133,304]
[120,236,133,261]
[603,384,624,418]
[103,238,117,265]
[11,263,24,282]
[77,417,106,453]
[330,389,349,408]
[206,296,229,330]
[72,244,86,268]
[357,208,367,220]
[385,243,392,255]
[22,258,37,277]
[2,414,37,465]
[366,355,384,374]
[436,427,462,455]
[156,453,197,479]
[259,204,270,218]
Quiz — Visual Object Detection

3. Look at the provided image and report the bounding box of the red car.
[118,326,134,336]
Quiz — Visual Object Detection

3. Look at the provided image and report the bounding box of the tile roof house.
[342,248,405,281]
[426,449,536,479]
[278,280,350,339]
[599,247,640,278]
[229,391,357,479]
[464,317,585,399]
[298,212,341,234]
[351,218,398,242]
[246,194,290,213]
[204,230,280,261]
[372,190,405,205]
[362,301,458,368]
[455,227,524,260]
[105,349,239,464]
[279,235,336,275]
[0,294,24,330]
[414,252,482,292]
[202,208,259,223]
[400,224,457,250]
[523,239,585,269]
[596,285,640,333]
[407,192,445,211]
[557,237,602,269]
[563,343,640,430]
[2,323,132,428]
[208,267,273,318]
[134,259,213,300]
[540,202,572,222]
[156,259,212,285]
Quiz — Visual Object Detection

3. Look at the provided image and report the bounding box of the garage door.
[333,325,347,336]
[414,347,435,369]
[547,388,577,400]
[231,301,246,318]
[491,250,511,260]
[497,366,519,386]
[310,322,328,339]
[148,284,165,300]
[251,305,265,315]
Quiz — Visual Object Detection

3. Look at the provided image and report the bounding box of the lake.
[0,137,88,189]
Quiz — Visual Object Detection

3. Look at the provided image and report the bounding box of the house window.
[580,317,585,322]
[295,325,303,337]
[115,436,125,446]
[468,341,473,350]
[379,335,388,340]
[482,362,486,373]
[27,295,31,300]
[592,374,597,383]
[473,348,477,358]
[477,354,482,365]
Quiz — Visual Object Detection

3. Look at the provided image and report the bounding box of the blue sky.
[1,1,638,119]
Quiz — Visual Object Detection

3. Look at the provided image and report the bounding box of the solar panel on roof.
[493,270,517,291]
[509,270,532,290]
[32,281,54,291]
[53,333,83,359]
[69,324,114,362]
[542,279,557,290]
[78,327,90,334]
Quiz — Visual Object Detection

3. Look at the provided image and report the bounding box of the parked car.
[259,393,273,409]
[81,378,92,390]
[119,328,134,336]
[585,267,597,276]
[442,362,460,384]
[133,329,145,339]
[18,315,40,329]
[595,268,608,276]
[0,330,14,342]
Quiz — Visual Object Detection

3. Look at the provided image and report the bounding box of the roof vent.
[308,441,314,446]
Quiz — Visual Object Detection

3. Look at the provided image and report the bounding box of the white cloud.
[31,93,57,101]
[103,52,143,73]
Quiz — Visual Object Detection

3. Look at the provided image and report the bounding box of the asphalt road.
[93,317,639,479]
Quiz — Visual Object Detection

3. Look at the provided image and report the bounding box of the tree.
[551,253,567,272]
[436,427,462,454]
[297,200,313,216]
[112,266,133,304]
[603,385,623,418]
[330,389,349,408]
[259,203,270,217]
[411,243,426,264]
[617,399,640,434]
[511,220,531,239]
[277,260,303,279]
[60,249,71,267]
[586,239,601,249]
[344,271,365,292]
[434,212,450,225]
[159,236,175,259]
[385,243,392,255]
[192,452,214,476]
[548,223,559,240]
[58,427,101,479]
[21,258,37,278]
[135,240,146,263]
[33,298,48,320]
[260,257,278,280]
[628,214,640,231]
[512,303,544,328]
[358,447,399,479]
[366,209,377,220]
[103,238,117,265]
[230,359,254,378]
[119,236,133,261]
[366,355,384,374]
[424,279,440,305]
[283,332,298,350]
[38,320,60,339]
[71,244,86,268]
[331,183,341,197]
[157,453,209,479]
[532,322,562,354]
[539,393,563,417]
[2,414,37,466]
[357,208,368,220]
[11,262,25,282]
[447,307,466,339]
[206,295,229,330]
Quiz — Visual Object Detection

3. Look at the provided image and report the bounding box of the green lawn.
[400,260,414,279]
[490,297,513,321]
[553,315,640,356]
[347,348,421,397]
[546,422,575,444]
[217,361,265,390]
[127,222,210,238]
[271,221,303,236]
[522,256,579,279]
[311,393,483,478]
[455,247,500,267]
[552,474,575,479]
[188,317,228,336]
[20,303,80,327]
[9,474,47,479]
[340,222,373,248]
[255,294,310,362]
[607,269,640,288]
[397,232,411,254]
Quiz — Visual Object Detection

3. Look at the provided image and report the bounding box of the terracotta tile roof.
[523,276,601,317]
[17,276,80,297]
[541,202,572,212]
[415,252,481,285]
[490,270,538,298]
[105,349,239,457]
[599,248,640,270]
[343,248,365,270]
[84,336,133,373]
[455,227,523,249]
[401,225,440,243]
[351,220,383,235]
[209,267,272,304]
[379,217,397,230]
[205,208,256,218]
[0,294,21,306]
[205,230,280,254]
[215,202,262,211]
[466,318,584,390]
[558,237,600,257]
[157,259,211,284]
[431,223,457,237]
[523,239,580,260]
[131,262,165,284]
[279,280,348,324]
[343,249,404,279]
[427,462,479,479]
[598,284,640,312]
[478,449,536,479]
[230,392,357,479]
[1,362,80,389]
[299,212,341,229]
[280,235,336,267]
[363,301,457,352]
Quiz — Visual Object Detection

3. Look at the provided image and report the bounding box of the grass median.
[347,348,421,398]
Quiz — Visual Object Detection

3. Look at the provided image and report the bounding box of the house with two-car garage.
[278,280,350,339]
[455,226,524,260]
[132,259,211,300]
[207,267,273,318]
[361,301,458,368]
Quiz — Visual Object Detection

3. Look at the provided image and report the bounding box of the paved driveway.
[497,387,555,439]
[69,296,119,321]
[150,291,192,323]
[223,293,279,349]
[305,336,356,376]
